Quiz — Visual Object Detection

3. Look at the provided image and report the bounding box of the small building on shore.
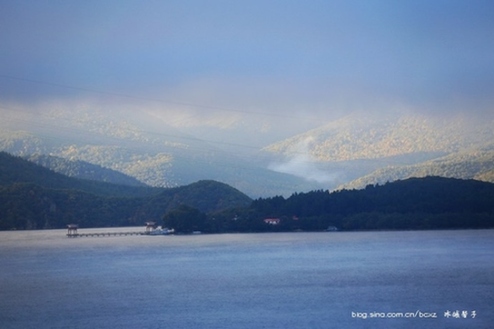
[264,218,281,225]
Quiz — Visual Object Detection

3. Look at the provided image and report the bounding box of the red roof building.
[264,218,281,225]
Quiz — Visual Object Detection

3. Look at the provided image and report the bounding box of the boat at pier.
[148,226,175,235]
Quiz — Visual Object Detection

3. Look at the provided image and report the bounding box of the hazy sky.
[1,1,494,141]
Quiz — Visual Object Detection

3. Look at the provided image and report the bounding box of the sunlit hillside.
[264,112,493,162]
[25,154,146,187]
[337,148,494,190]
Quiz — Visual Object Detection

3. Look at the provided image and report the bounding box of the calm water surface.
[0,229,493,328]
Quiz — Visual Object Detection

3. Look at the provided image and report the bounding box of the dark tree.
[163,205,207,233]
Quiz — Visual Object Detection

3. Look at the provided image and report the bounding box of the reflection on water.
[0,229,493,329]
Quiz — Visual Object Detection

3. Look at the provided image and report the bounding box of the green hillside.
[131,180,253,222]
[0,152,252,230]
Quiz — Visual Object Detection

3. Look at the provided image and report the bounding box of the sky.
[1,0,494,147]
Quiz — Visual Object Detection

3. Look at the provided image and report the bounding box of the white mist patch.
[268,153,340,184]
[268,137,340,184]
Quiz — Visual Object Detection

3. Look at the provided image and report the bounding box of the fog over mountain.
[0,106,329,197]
[2,106,493,197]
[1,1,493,196]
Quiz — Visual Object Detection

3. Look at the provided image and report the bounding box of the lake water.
[0,229,492,329]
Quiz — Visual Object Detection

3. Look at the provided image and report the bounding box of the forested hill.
[242,176,494,231]
[162,176,494,233]
[0,152,252,230]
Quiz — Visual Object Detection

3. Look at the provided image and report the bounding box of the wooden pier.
[67,231,150,238]
[66,223,154,238]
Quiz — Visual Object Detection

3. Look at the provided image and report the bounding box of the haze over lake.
[1,229,492,328]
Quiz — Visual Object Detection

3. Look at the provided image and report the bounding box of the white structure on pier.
[145,222,156,233]
[67,224,78,236]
